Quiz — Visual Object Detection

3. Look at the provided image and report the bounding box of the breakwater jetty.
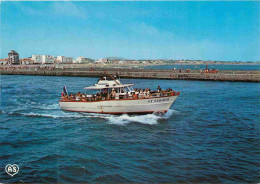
[1,66,260,82]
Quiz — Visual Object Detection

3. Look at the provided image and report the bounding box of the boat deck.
[60,91,180,103]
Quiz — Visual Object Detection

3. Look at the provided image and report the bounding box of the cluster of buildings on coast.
[0,50,165,65]
[0,50,94,65]
[1,50,258,66]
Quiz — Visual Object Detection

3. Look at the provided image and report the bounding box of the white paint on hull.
[59,96,178,114]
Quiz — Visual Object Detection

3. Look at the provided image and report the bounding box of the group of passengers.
[61,86,176,102]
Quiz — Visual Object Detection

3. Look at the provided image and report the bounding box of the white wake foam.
[40,103,60,110]
[7,105,178,125]
[163,109,178,118]
[104,109,177,125]
[17,111,111,119]
[19,112,84,119]
[14,100,60,110]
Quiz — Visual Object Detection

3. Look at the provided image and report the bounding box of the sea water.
[0,75,259,183]
[144,64,260,70]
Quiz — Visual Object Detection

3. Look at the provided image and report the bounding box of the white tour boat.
[59,76,180,114]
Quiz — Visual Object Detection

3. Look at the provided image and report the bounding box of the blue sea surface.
[0,75,259,183]
[144,64,260,70]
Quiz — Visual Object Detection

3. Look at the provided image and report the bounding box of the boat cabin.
[84,76,135,99]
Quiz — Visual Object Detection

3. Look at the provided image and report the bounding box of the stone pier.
[1,67,260,82]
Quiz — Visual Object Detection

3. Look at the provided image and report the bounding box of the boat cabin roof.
[84,84,133,90]
[84,78,133,90]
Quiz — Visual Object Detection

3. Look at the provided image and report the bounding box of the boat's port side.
[59,95,178,114]
[60,91,180,103]
[59,76,180,114]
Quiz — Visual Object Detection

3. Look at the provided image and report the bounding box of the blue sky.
[1,1,259,61]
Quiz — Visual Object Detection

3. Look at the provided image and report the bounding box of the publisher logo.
[5,164,19,177]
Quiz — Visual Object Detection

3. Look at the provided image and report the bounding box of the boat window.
[122,87,128,93]
[121,88,126,93]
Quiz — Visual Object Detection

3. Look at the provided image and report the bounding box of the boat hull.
[59,96,178,114]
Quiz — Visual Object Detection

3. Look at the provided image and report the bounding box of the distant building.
[0,58,8,65]
[111,60,119,64]
[20,58,33,65]
[31,55,55,64]
[154,60,164,64]
[42,55,55,64]
[31,55,42,64]
[57,56,73,63]
[8,50,20,65]
[75,56,87,63]
[75,56,84,63]
[74,57,94,63]
[95,58,110,64]
[55,58,61,63]
[123,60,138,64]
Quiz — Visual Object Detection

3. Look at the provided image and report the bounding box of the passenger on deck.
[96,92,101,100]
[157,86,162,92]
[128,92,133,99]
[112,90,116,99]
[91,96,95,101]
[100,91,105,100]
[125,92,129,99]
[146,88,150,97]
[76,95,80,101]
[133,92,138,99]
[143,89,146,95]
[69,94,73,100]
[109,90,115,99]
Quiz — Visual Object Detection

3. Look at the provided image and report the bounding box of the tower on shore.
[8,50,20,65]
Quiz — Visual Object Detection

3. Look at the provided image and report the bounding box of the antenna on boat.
[103,69,120,85]
[108,73,120,85]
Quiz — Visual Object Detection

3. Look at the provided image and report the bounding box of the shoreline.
[1,62,260,68]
